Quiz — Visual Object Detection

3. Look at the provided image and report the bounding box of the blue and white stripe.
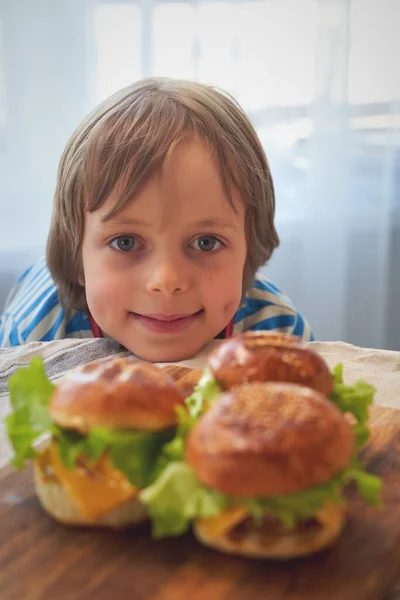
[233,274,313,341]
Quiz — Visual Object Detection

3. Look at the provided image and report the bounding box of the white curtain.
[0,0,399,349]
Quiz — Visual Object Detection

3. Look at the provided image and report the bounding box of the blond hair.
[47,77,279,311]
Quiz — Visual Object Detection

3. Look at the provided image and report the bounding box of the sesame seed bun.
[49,358,185,433]
[208,332,333,396]
[186,382,354,497]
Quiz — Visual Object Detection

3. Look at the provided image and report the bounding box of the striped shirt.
[0,257,314,348]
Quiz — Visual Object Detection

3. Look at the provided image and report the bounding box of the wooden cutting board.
[0,366,399,600]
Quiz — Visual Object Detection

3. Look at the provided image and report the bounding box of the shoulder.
[3,257,50,308]
[233,272,314,342]
[0,258,92,346]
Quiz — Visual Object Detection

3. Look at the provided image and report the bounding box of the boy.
[0,78,313,362]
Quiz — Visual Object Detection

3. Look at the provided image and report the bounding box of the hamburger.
[139,332,381,557]
[187,383,356,558]
[6,356,186,527]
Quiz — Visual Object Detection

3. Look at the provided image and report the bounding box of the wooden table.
[0,404,400,600]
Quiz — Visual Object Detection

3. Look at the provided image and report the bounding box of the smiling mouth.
[130,310,204,334]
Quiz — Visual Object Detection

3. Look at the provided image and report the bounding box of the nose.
[146,254,191,296]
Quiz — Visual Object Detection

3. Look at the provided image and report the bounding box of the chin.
[126,338,208,363]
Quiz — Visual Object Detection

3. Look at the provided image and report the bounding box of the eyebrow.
[102,216,239,231]
[190,218,239,231]
[101,216,150,227]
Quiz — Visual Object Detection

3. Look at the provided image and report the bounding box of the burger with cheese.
[186,382,359,558]
[6,357,186,527]
[139,332,382,558]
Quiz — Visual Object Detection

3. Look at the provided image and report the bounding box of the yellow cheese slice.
[197,506,250,538]
[315,500,344,531]
[39,442,138,521]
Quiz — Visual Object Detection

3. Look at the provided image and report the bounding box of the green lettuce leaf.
[243,478,343,530]
[330,364,376,448]
[55,426,173,488]
[185,367,221,419]
[153,369,222,468]
[139,462,229,537]
[341,456,383,506]
[243,458,382,530]
[153,405,195,470]
[6,357,55,468]
[140,457,382,539]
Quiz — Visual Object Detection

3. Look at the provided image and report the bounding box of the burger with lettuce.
[6,357,185,527]
[140,332,382,559]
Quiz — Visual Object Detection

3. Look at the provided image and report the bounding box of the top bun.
[186,382,354,498]
[209,332,333,396]
[50,358,185,433]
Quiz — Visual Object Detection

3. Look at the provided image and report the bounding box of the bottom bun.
[34,461,147,528]
[193,502,345,560]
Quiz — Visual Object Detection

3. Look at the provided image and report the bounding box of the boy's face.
[81,138,247,361]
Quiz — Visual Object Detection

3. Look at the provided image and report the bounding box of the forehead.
[98,138,245,227]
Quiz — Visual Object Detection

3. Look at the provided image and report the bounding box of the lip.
[143,313,196,322]
[130,310,203,334]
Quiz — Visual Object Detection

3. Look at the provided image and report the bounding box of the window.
[94,3,142,101]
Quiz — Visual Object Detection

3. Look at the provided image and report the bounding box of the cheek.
[82,252,133,313]
[205,261,244,309]
[84,272,120,319]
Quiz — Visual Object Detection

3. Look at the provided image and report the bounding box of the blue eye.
[190,236,222,252]
[110,236,138,252]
